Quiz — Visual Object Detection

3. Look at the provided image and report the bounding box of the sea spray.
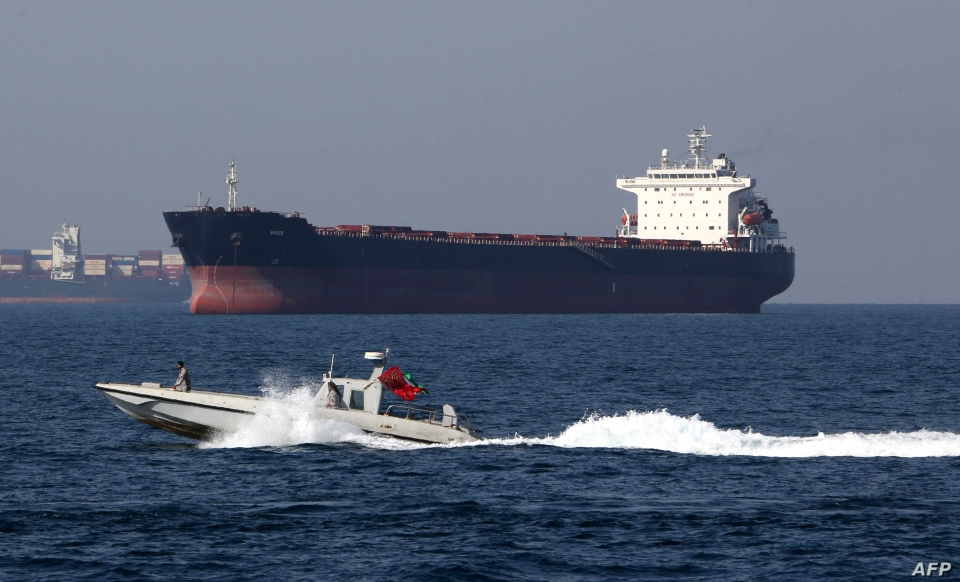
[201,371,426,450]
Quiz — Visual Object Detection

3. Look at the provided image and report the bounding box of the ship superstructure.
[51,223,81,281]
[616,127,786,253]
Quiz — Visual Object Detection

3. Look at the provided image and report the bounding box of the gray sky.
[2,1,958,303]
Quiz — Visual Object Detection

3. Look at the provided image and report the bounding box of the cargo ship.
[0,223,190,303]
[165,129,794,314]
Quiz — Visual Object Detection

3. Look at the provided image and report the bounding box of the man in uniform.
[173,361,192,392]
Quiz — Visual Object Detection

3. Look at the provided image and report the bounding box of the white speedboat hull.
[95,382,479,444]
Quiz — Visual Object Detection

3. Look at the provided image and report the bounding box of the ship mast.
[687,126,710,170]
[226,160,239,211]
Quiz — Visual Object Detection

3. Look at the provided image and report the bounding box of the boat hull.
[95,383,478,444]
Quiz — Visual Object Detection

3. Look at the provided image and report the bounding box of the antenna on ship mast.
[687,126,711,169]
[226,160,239,211]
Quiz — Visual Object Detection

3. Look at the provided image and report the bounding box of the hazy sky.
[2,1,958,302]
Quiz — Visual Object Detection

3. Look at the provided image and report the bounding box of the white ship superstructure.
[51,223,82,281]
[616,127,786,252]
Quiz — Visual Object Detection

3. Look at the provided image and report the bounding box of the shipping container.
[1,265,24,271]
[138,250,161,259]
[31,249,52,256]
[139,260,160,266]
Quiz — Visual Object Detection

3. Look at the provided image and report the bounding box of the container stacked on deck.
[84,254,108,277]
[162,253,184,280]
[138,250,161,279]
[111,255,136,278]
[0,250,27,274]
[30,250,52,272]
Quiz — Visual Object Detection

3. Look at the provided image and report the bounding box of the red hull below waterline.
[185,265,790,314]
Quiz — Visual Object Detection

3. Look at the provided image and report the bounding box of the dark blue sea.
[3,304,960,580]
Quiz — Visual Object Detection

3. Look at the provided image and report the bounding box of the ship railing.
[313,230,794,254]
[383,404,474,432]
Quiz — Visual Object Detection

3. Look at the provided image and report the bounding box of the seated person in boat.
[324,381,344,408]
[173,361,192,392]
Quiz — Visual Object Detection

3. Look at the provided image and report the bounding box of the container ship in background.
[0,223,190,303]
[165,129,795,314]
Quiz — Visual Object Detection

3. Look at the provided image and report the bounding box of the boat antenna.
[328,353,335,378]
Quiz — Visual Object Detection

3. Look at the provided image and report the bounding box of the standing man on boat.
[173,361,192,392]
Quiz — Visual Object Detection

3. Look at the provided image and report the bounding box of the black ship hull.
[164,211,794,314]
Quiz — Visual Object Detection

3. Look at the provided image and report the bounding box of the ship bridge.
[615,127,787,253]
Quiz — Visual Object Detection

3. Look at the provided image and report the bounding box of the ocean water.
[2,304,960,580]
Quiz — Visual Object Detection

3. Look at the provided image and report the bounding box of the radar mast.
[226,160,239,211]
[687,127,711,169]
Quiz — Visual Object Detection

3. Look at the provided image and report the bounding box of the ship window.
[654,188,659,192]
[654,226,656,230]
[709,226,715,230]
[644,227,647,230]
[654,174,661,179]
[644,214,647,217]
[349,390,364,410]
[696,174,703,178]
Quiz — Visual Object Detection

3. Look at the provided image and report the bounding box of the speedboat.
[94,351,479,444]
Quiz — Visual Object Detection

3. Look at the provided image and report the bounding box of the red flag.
[378,366,425,401]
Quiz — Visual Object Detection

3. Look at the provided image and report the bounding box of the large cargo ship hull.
[166,211,794,314]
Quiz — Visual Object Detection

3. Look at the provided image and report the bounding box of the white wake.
[200,378,960,457]
[511,410,960,457]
